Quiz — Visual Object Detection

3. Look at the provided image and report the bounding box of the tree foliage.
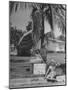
[9,2,66,56]
[10,27,23,46]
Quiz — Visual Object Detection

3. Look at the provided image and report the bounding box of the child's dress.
[46,66,56,79]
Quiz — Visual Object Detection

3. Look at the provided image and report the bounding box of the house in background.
[47,38,65,52]
[43,32,65,53]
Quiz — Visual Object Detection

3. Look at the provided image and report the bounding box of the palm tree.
[31,3,66,62]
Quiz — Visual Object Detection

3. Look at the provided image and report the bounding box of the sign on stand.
[33,63,46,75]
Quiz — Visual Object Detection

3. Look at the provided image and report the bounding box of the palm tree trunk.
[41,10,44,47]
[49,5,55,38]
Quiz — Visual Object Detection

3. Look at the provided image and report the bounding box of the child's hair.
[50,59,56,67]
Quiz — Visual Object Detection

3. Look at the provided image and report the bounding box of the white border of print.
[0,0,67,90]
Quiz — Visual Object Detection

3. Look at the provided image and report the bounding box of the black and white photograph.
[9,1,66,89]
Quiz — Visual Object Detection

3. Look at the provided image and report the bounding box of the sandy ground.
[9,76,66,88]
[47,53,65,64]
